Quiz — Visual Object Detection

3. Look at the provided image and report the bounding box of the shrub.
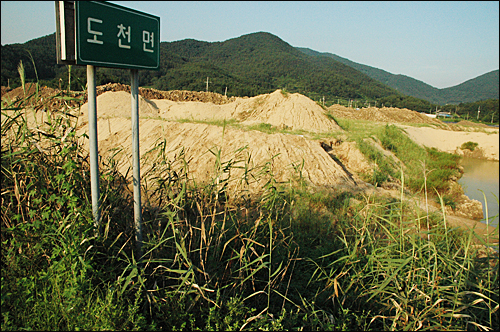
[461,141,479,151]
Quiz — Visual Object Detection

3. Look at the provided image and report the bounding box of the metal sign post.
[131,69,142,256]
[87,65,101,230]
[56,1,159,253]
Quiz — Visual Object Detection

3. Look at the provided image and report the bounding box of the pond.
[458,157,499,228]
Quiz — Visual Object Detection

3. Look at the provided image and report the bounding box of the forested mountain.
[1,31,497,119]
[156,32,400,101]
[440,70,499,104]
[298,47,499,105]
[1,33,60,87]
[0,32,415,103]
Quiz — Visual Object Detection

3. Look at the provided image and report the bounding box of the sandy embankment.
[75,90,367,193]
[398,125,499,244]
[399,125,499,161]
[74,92,497,243]
[3,85,496,244]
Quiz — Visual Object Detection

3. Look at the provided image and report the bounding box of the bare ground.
[2,85,497,243]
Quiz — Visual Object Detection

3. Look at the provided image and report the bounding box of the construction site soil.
[2,84,498,242]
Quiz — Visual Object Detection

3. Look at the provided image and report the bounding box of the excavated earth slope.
[2,85,496,243]
[75,90,363,192]
[328,104,448,126]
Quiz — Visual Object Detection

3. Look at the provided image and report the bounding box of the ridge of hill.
[297,47,499,105]
[1,31,497,113]
[0,32,402,103]
[157,31,399,100]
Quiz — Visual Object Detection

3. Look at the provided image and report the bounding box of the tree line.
[1,32,497,123]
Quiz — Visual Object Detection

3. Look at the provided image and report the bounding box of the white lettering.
[117,24,131,49]
[143,31,154,53]
[87,17,103,44]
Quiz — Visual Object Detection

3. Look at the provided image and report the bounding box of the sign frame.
[55,1,76,65]
[56,1,160,70]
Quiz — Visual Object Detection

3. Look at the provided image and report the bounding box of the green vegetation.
[3,32,497,122]
[333,118,463,200]
[2,76,498,331]
[299,47,499,105]
[461,141,479,151]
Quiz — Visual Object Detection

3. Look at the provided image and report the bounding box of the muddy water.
[458,157,499,227]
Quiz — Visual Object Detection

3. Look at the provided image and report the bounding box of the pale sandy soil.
[3,88,497,244]
[398,125,499,161]
[74,90,362,193]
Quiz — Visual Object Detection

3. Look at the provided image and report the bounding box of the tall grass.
[341,123,463,208]
[2,85,498,330]
[16,60,25,96]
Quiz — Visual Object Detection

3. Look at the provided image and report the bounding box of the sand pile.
[149,89,342,133]
[236,90,341,132]
[75,90,365,192]
[76,119,365,191]
[329,104,447,126]
[79,89,341,134]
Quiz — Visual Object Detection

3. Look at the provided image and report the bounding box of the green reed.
[2,80,497,330]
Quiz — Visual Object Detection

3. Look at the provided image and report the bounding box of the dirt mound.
[1,86,12,97]
[453,120,492,128]
[238,90,341,132]
[1,84,83,110]
[2,82,236,109]
[79,91,159,120]
[75,116,367,193]
[151,89,342,133]
[95,82,236,104]
[74,89,361,192]
[329,104,447,126]
[2,83,58,100]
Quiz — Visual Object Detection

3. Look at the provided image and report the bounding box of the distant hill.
[297,47,499,105]
[1,31,496,114]
[440,70,499,104]
[0,32,404,104]
[1,33,58,86]
[157,32,400,100]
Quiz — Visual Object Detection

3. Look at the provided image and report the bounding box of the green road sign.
[75,1,159,70]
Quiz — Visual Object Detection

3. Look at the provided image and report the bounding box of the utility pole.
[225,86,227,97]
[205,77,210,92]
[477,106,480,121]
[492,112,495,124]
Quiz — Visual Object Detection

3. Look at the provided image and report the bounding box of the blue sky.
[1,1,498,89]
